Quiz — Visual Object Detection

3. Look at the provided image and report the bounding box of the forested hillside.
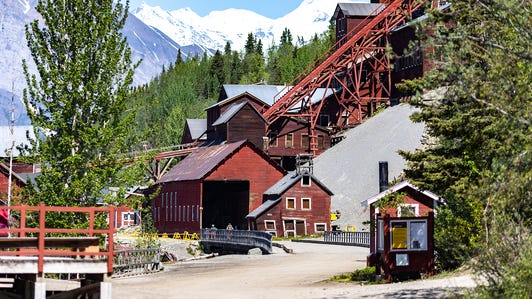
[129,25,335,149]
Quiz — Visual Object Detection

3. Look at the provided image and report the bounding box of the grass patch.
[329,266,378,283]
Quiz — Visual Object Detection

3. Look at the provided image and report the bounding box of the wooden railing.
[323,231,370,247]
[200,229,272,254]
[113,248,161,277]
[0,204,116,274]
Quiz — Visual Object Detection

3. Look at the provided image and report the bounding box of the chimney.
[379,161,388,192]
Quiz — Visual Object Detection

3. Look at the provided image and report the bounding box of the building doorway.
[202,180,249,230]
[283,219,306,237]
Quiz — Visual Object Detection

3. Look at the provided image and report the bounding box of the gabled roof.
[207,91,270,110]
[360,181,444,207]
[156,140,285,184]
[185,119,207,140]
[264,171,334,196]
[333,3,384,20]
[246,197,282,219]
[212,101,267,126]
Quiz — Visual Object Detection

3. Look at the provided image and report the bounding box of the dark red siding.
[224,104,267,149]
[153,180,202,233]
[206,146,285,212]
[255,177,331,237]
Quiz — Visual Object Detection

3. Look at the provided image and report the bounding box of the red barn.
[361,181,444,280]
[0,162,26,204]
[246,168,333,237]
[152,140,286,233]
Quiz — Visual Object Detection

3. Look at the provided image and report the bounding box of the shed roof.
[245,197,281,219]
[212,101,266,126]
[360,181,444,207]
[263,171,334,196]
[333,3,384,20]
[185,119,207,140]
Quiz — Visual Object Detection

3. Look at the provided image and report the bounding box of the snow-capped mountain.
[0,0,208,125]
[133,0,365,51]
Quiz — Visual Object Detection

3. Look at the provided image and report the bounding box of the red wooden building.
[0,162,27,204]
[246,168,333,237]
[152,140,286,233]
[361,181,444,280]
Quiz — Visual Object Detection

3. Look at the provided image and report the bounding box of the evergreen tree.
[210,50,225,85]
[22,0,143,214]
[400,0,531,287]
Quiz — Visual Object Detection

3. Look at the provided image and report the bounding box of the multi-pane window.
[265,220,276,231]
[285,133,294,148]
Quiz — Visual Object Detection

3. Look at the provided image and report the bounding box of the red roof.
[155,140,284,184]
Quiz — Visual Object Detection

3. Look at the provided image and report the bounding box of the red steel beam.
[263,0,428,155]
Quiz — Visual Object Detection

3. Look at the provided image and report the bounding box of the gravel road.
[112,241,476,299]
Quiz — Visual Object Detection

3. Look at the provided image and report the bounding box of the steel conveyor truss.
[263,0,428,154]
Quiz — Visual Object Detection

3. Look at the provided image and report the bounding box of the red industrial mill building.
[152,140,286,233]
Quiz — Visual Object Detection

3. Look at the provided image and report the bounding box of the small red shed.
[361,181,444,280]
[152,140,286,233]
[246,166,333,237]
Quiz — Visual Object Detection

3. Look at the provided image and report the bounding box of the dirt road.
[112,241,475,299]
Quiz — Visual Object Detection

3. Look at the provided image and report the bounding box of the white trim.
[301,197,311,210]
[264,220,276,231]
[361,181,444,207]
[314,223,327,232]
[286,197,296,210]
[301,175,311,187]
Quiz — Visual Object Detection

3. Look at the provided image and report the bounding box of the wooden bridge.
[0,204,115,299]
[200,229,273,255]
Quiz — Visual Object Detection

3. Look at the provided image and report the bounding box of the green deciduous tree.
[22,0,144,218]
[399,1,531,292]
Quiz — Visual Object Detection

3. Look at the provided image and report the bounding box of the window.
[397,204,419,217]
[265,220,276,231]
[301,198,311,210]
[317,135,325,150]
[318,114,330,127]
[121,212,135,227]
[301,175,311,187]
[390,219,428,251]
[378,220,384,251]
[286,197,296,209]
[315,223,326,233]
[285,133,294,148]
[301,134,309,148]
[269,133,278,147]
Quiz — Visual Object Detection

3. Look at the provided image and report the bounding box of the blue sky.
[128,0,303,19]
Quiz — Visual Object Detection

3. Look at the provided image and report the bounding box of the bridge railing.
[200,229,272,253]
[0,204,116,274]
[323,231,370,247]
[113,248,161,278]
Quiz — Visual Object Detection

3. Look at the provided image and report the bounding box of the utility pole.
[7,81,15,227]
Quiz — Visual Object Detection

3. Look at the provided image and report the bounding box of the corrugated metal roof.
[264,171,334,196]
[246,197,281,219]
[186,119,207,140]
[156,140,247,183]
[222,85,286,106]
[212,102,246,126]
[334,3,384,19]
[0,126,35,157]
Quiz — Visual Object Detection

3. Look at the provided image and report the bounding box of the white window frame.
[314,223,327,233]
[397,203,419,217]
[301,198,311,210]
[285,133,294,148]
[301,175,311,187]
[286,197,296,210]
[121,211,135,227]
[378,219,384,251]
[264,220,276,231]
[390,219,428,252]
